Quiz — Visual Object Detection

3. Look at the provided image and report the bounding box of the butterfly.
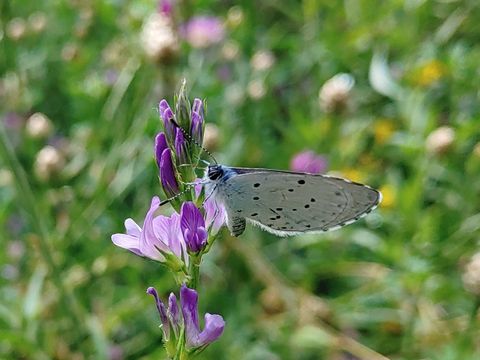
[204,164,382,237]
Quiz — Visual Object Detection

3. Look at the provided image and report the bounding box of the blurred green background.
[1,0,480,359]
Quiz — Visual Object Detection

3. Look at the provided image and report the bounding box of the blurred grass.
[1,0,480,359]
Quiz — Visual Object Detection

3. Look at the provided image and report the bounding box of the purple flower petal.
[192,98,203,115]
[203,198,226,235]
[180,284,201,346]
[180,202,208,253]
[198,313,225,346]
[111,219,143,256]
[190,111,203,145]
[174,128,188,164]
[168,292,181,337]
[154,132,168,168]
[159,99,176,142]
[147,287,170,339]
[160,148,179,197]
[140,197,168,261]
[152,212,188,265]
[180,284,225,349]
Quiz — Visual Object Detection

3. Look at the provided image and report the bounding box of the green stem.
[188,254,202,290]
[0,126,87,335]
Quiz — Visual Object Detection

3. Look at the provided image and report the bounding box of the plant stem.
[188,254,202,290]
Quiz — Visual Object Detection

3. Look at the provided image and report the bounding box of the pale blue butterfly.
[204,164,382,237]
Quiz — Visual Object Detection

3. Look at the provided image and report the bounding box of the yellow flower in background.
[374,119,395,144]
[416,60,445,87]
[379,184,396,209]
[339,168,364,183]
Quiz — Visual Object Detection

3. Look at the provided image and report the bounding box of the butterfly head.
[207,164,224,181]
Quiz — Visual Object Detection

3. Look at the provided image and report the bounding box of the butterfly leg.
[226,214,246,237]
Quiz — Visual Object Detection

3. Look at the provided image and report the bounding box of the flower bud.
[159,99,176,144]
[180,202,207,253]
[174,128,189,165]
[175,80,191,131]
[190,98,204,145]
[159,148,179,197]
[154,132,168,168]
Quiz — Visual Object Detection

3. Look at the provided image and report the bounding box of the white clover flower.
[34,145,65,181]
[319,73,355,113]
[426,126,455,155]
[140,13,179,62]
[26,112,53,139]
[251,50,275,72]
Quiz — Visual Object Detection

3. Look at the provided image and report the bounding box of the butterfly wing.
[215,167,381,236]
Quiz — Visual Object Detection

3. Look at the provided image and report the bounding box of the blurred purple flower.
[159,99,176,142]
[190,98,204,145]
[180,284,225,349]
[160,148,179,198]
[3,112,23,130]
[182,16,225,48]
[111,196,188,268]
[104,69,118,86]
[158,0,173,16]
[154,132,168,168]
[290,150,328,174]
[147,285,225,350]
[180,202,208,253]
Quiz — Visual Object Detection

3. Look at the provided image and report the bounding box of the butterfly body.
[204,165,382,237]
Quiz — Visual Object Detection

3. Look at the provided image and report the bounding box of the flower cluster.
[147,286,225,355]
[111,81,226,357]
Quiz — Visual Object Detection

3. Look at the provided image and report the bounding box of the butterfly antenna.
[170,118,218,164]
[159,187,192,206]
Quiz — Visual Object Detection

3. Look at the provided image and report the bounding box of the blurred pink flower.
[182,16,225,48]
[290,151,328,174]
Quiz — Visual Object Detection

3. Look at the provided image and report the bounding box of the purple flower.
[160,148,179,198]
[194,180,226,235]
[180,202,208,253]
[290,150,328,174]
[168,292,180,337]
[159,99,176,143]
[182,16,225,48]
[147,285,225,350]
[111,196,188,268]
[190,98,204,145]
[158,0,173,16]
[147,287,170,339]
[180,284,225,349]
[154,132,168,168]
[174,128,188,164]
